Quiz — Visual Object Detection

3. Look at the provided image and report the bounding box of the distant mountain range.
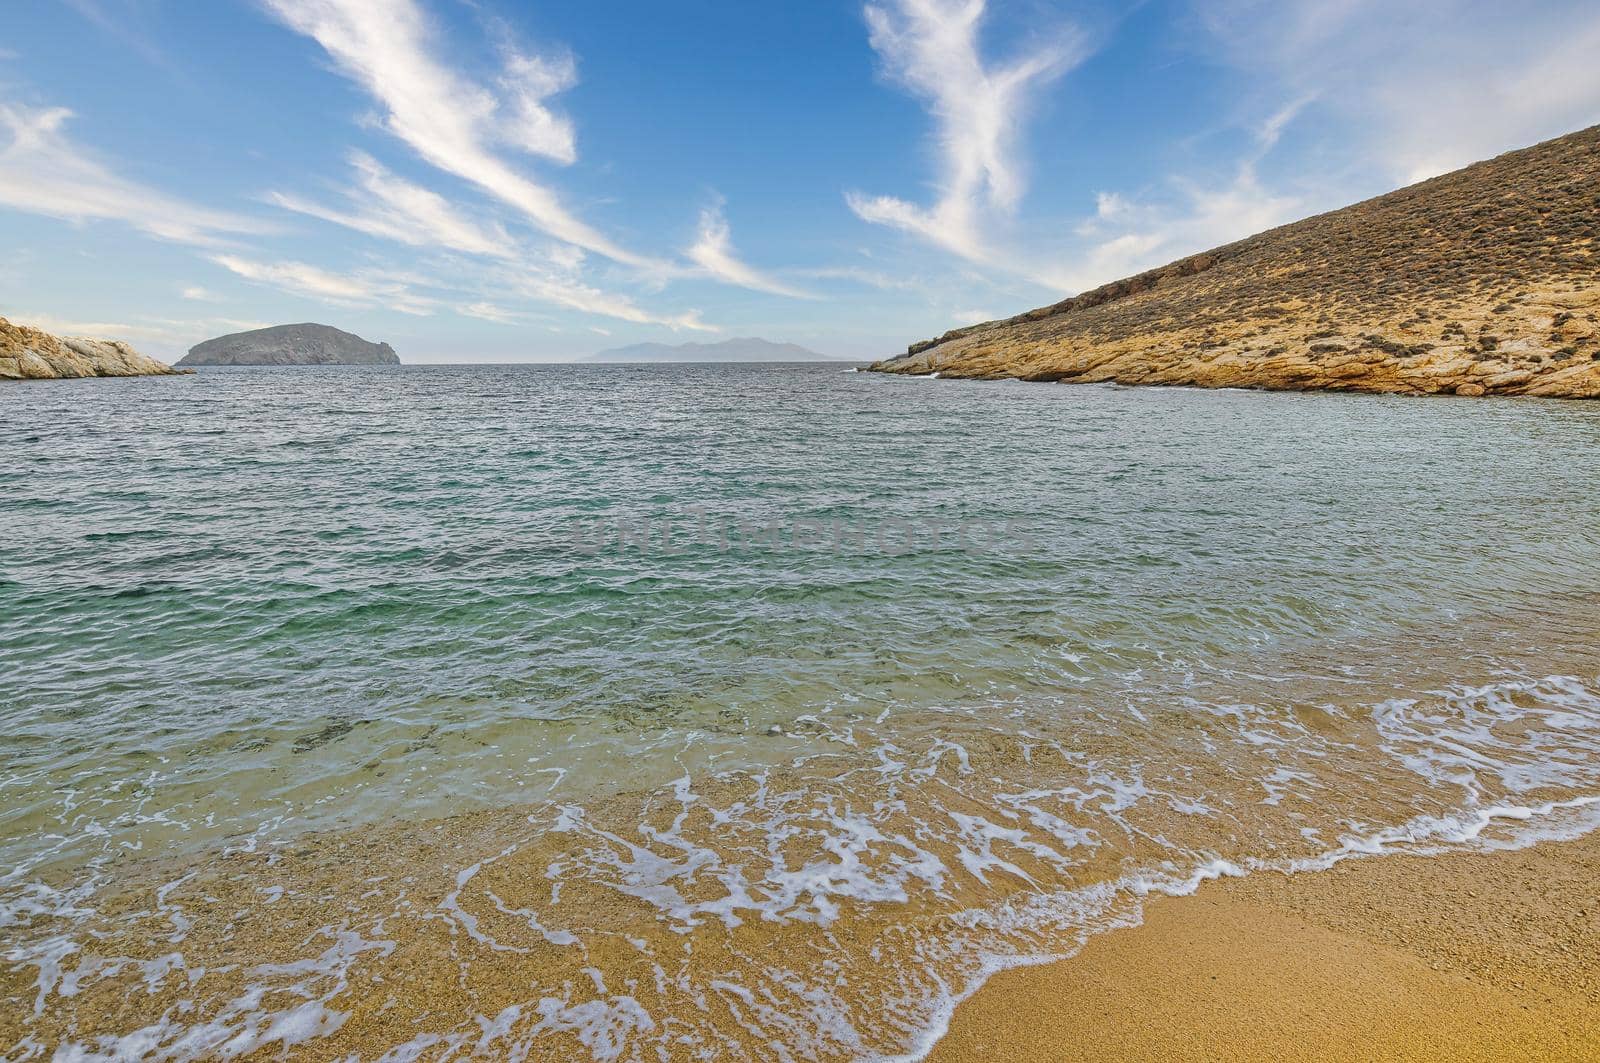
[584,337,841,363]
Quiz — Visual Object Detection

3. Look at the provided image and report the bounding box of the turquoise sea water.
[4,364,1600,1059]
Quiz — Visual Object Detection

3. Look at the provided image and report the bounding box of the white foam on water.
[881,790,1600,1063]
[525,994,656,1062]
[36,925,394,1062]
[9,670,1600,1062]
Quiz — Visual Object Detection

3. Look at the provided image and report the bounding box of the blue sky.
[3,0,1599,362]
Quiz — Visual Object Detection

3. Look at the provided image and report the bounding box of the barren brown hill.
[869,125,1600,398]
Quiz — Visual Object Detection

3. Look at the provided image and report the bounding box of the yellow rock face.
[0,316,187,380]
[871,125,1600,400]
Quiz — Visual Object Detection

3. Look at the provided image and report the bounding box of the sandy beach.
[930,832,1600,1061]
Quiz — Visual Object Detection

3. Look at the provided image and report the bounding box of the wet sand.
[928,832,1600,1062]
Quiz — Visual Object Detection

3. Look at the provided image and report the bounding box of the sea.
[4,362,1600,1060]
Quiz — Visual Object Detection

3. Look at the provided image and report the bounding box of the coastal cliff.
[870,125,1600,399]
[178,323,400,366]
[0,316,187,380]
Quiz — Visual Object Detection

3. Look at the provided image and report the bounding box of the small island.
[1,315,187,380]
[178,323,400,367]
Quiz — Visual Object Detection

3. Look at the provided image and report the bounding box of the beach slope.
[931,833,1600,1061]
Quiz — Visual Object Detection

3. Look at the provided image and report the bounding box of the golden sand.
[929,833,1600,1062]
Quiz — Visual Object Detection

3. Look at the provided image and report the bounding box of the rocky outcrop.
[0,316,187,380]
[178,323,400,366]
[870,125,1600,399]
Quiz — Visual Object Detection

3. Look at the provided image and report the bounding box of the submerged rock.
[0,316,187,380]
[179,323,400,367]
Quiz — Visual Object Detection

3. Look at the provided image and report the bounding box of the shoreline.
[927,829,1600,1062]
[6,697,1600,1059]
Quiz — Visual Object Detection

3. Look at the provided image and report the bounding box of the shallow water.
[3,364,1600,1059]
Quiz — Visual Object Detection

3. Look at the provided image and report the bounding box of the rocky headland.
[178,323,400,367]
[870,125,1600,399]
[0,316,187,380]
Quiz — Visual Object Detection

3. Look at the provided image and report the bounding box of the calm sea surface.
[4,363,1600,1059]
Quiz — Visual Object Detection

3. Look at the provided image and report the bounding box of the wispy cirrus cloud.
[847,0,1087,281]
[210,250,715,333]
[794,265,920,292]
[496,49,579,164]
[11,311,270,344]
[456,301,526,325]
[0,102,268,247]
[268,152,516,259]
[61,0,180,73]
[260,0,654,268]
[1049,103,1307,292]
[210,254,439,314]
[488,265,715,332]
[687,201,815,299]
[1064,173,1301,291]
[1195,0,1600,184]
[258,0,754,326]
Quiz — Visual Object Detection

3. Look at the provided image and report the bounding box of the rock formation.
[869,125,1600,399]
[0,316,187,380]
[179,323,400,366]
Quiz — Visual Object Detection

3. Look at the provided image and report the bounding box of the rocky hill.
[179,323,399,366]
[0,316,187,380]
[869,125,1600,399]
[586,337,834,362]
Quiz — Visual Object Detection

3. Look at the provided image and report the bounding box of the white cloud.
[181,285,220,301]
[848,0,1086,275]
[261,0,654,267]
[496,50,579,163]
[847,0,1600,310]
[0,103,267,246]
[266,152,727,327]
[457,301,523,325]
[10,313,170,341]
[210,254,438,314]
[1092,192,1131,222]
[1195,0,1600,184]
[11,311,270,346]
[491,266,716,332]
[211,250,715,332]
[259,0,805,321]
[796,265,919,291]
[269,152,516,258]
[1054,113,1304,292]
[687,202,814,298]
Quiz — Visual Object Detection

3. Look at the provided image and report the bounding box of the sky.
[3,0,1599,363]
